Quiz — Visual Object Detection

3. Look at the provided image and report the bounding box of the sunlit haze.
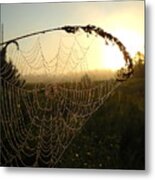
[1,1,144,75]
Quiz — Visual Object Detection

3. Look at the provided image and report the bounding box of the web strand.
[0,25,133,167]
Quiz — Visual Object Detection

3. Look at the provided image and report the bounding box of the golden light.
[113,29,144,57]
[85,35,126,71]
[101,44,126,71]
[100,29,144,71]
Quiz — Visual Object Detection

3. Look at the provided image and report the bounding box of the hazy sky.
[1,1,144,72]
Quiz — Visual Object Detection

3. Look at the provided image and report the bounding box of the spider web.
[0,25,133,167]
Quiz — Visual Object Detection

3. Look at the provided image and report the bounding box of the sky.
[0,0,144,73]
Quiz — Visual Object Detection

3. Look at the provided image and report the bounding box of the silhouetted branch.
[0,25,134,81]
[0,41,25,87]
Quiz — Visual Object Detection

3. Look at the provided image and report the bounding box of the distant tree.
[133,51,144,78]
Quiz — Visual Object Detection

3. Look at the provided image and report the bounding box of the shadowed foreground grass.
[56,76,145,169]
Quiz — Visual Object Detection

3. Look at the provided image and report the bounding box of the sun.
[97,37,127,71]
[100,29,144,71]
[102,45,126,71]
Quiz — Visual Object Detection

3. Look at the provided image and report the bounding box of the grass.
[56,76,145,169]
[1,67,145,169]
